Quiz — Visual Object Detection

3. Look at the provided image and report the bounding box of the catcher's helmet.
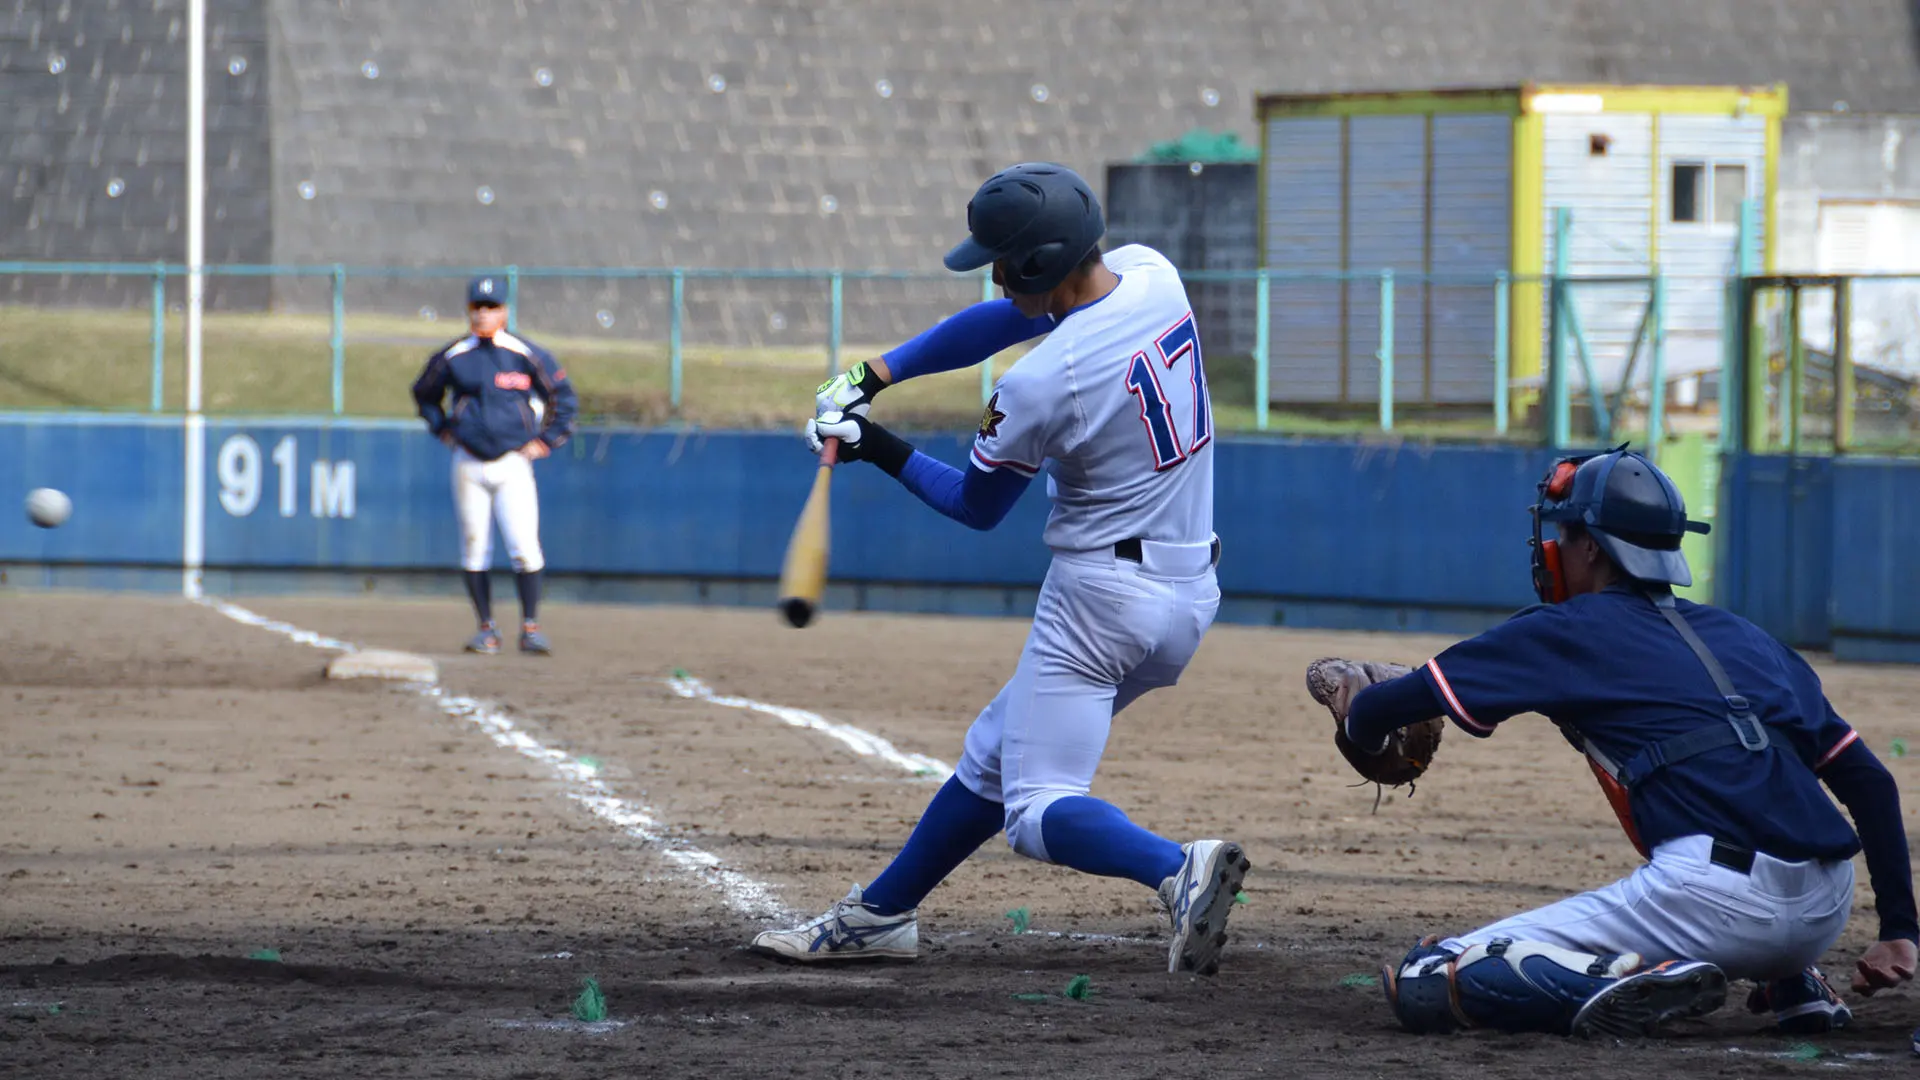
[1532,447,1711,595]
[943,162,1105,295]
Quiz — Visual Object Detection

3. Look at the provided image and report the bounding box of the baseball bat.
[775,437,838,628]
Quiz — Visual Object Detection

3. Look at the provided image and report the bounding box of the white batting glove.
[815,361,888,418]
[805,410,866,456]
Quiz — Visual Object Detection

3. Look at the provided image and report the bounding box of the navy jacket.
[412,331,578,462]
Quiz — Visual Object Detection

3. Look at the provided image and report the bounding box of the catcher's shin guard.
[1384,938,1641,1035]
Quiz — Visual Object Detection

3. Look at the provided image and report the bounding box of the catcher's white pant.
[1445,834,1854,982]
[955,540,1221,861]
[452,446,544,573]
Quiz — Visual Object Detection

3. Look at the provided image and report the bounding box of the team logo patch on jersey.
[494,371,533,391]
[978,392,1007,439]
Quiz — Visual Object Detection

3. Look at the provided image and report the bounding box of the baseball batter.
[1310,448,1916,1038]
[410,275,577,655]
[750,163,1249,976]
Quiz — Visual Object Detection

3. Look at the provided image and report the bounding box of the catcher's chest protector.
[1563,590,1775,856]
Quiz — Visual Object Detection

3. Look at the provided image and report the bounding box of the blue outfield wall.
[1717,453,1920,663]
[5,415,1917,657]
[3,415,1555,634]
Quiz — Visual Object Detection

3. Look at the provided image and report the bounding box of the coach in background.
[411,275,577,655]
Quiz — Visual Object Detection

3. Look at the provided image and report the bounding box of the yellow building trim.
[1523,82,1788,118]
[1257,88,1521,119]
[1510,109,1545,385]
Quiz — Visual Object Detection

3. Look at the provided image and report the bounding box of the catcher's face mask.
[1529,456,1586,604]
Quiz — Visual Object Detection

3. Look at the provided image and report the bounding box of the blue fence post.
[669,269,685,413]
[505,264,520,334]
[330,264,346,416]
[1254,268,1271,431]
[980,269,995,404]
[1378,270,1395,432]
[827,271,843,378]
[150,262,166,412]
[1494,271,1510,436]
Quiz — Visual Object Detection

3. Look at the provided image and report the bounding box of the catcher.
[1306,447,1916,1039]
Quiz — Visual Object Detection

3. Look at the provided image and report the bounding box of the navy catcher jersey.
[1418,585,1861,863]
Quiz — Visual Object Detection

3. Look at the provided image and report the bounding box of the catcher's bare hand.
[1305,657,1444,789]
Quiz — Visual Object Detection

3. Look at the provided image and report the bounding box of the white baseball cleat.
[1570,959,1728,1039]
[749,884,919,963]
[1157,839,1251,976]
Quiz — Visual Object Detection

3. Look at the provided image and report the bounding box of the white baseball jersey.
[969,244,1214,551]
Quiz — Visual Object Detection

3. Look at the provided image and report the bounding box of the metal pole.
[181,0,206,600]
[150,263,166,412]
[1786,282,1804,454]
[505,265,520,334]
[669,269,684,413]
[1550,208,1573,448]
[1835,278,1854,453]
[329,264,346,415]
[1493,271,1510,436]
[1378,269,1395,432]
[1254,269,1271,431]
[980,269,995,404]
[827,271,843,378]
[1649,273,1668,460]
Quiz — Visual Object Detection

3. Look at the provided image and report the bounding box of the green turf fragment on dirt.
[1063,975,1093,1000]
[1894,738,1908,758]
[571,976,608,1023]
[1004,907,1030,935]
[247,948,282,962]
[1234,890,1249,905]
[671,667,690,680]
[576,756,600,771]
[1339,973,1381,989]
[1010,992,1051,1003]
[1785,1043,1822,1062]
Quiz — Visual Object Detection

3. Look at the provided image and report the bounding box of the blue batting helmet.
[1534,447,1711,589]
[943,163,1105,295]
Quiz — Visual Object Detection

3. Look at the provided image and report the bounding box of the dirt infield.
[3,591,1919,1077]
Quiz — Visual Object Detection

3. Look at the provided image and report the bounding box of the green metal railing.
[0,258,1726,443]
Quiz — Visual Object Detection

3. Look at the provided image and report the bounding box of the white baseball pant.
[954,539,1222,862]
[452,446,544,573]
[1445,834,1855,981]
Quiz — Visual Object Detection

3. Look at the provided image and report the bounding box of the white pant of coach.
[1446,834,1855,982]
[955,538,1222,862]
[452,446,544,573]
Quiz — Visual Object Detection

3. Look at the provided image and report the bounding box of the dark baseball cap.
[467,275,507,306]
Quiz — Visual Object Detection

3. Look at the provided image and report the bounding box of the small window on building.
[1589,133,1611,156]
[1713,163,1749,226]
[1671,163,1704,223]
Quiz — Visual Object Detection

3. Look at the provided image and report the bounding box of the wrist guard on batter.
[807,411,914,476]
[1306,657,1445,791]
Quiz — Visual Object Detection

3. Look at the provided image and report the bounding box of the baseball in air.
[25,487,71,529]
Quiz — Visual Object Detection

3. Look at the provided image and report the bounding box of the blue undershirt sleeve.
[895,451,1030,531]
[1821,738,1919,942]
[881,300,1056,383]
[1345,673,1447,752]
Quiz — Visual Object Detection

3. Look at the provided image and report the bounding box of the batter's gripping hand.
[806,411,874,461]
[816,362,888,419]
[1306,658,1445,789]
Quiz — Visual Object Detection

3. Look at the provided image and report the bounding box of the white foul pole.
[182,0,207,599]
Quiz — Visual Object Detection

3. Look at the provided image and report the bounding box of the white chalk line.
[666,673,953,781]
[198,598,787,919]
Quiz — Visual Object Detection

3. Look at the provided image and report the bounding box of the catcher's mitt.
[1305,657,1445,791]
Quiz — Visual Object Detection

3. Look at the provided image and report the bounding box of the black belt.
[1114,537,1221,567]
[1710,840,1755,874]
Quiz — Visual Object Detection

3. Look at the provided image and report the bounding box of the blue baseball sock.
[1039,795,1185,888]
[861,776,1004,916]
